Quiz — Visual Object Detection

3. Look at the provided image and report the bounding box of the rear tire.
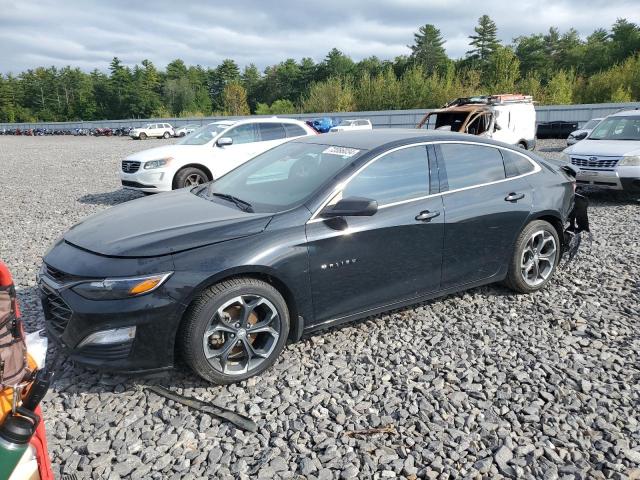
[518,141,528,150]
[173,167,208,189]
[139,132,147,140]
[504,220,560,293]
[179,278,290,384]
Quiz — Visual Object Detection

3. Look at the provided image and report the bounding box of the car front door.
[435,142,536,288]
[212,124,262,176]
[305,145,444,324]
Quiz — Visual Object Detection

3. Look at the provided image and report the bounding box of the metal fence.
[1,102,639,131]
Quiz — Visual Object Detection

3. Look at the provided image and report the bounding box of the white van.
[417,94,537,149]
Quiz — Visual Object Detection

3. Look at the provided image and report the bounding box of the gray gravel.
[1,136,639,480]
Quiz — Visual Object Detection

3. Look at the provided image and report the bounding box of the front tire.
[173,167,208,189]
[163,131,170,139]
[179,278,290,384]
[139,132,147,140]
[505,220,560,293]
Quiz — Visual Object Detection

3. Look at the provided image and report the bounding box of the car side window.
[502,149,535,177]
[226,124,259,144]
[258,123,287,141]
[284,123,307,137]
[439,143,505,190]
[342,146,429,205]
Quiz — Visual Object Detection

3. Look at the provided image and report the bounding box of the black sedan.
[40,130,584,384]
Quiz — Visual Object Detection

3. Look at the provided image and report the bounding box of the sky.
[0,0,637,74]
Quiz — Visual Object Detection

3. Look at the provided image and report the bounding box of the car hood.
[64,189,272,257]
[125,145,206,161]
[565,139,640,156]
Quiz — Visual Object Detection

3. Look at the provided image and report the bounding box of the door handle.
[415,210,440,222]
[505,192,525,202]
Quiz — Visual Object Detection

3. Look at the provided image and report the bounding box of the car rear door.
[305,144,444,324]
[435,142,536,288]
[257,123,288,151]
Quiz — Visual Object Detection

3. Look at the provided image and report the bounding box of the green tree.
[302,77,355,113]
[610,18,640,63]
[485,46,520,92]
[467,15,501,67]
[410,24,449,74]
[222,82,250,116]
[544,70,574,104]
[208,59,240,110]
[317,48,354,80]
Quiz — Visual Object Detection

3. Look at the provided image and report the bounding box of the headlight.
[71,272,172,300]
[144,158,172,169]
[620,155,640,166]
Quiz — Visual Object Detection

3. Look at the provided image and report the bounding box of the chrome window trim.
[307,140,540,224]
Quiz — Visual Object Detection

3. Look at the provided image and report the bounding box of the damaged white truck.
[417,94,537,150]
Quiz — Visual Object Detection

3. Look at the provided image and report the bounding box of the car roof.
[609,109,640,117]
[291,129,514,150]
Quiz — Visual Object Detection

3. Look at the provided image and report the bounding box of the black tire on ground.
[139,132,147,140]
[173,167,208,189]
[504,220,560,293]
[180,132,186,137]
[179,278,290,384]
[518,141,528,149]
[163,131,170,139]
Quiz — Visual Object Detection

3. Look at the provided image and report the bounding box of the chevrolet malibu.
[40,130,584,384]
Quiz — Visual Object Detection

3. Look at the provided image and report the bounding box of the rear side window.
[439,143,505,190]
[502,149,535,177]
[258,123,287,141]
[342,146,429,205]
[227,124,259,144]
[284,123,307,137]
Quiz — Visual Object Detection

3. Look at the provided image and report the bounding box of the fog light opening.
[77,326,136,348]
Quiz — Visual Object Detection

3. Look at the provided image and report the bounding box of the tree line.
[0,16,639,122]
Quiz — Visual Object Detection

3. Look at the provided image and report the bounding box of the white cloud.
[0,0,637,73]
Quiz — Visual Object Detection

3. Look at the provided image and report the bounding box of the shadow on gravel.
[578,189,640,207]
[78,189,144,206]
[535,146,565,152]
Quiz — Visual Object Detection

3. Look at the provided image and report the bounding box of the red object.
[31,406,54,480]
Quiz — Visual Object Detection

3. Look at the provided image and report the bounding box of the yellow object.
[1,354,36,423]
[129,277,163,295]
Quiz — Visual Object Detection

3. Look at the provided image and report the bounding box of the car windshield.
[178,123,232,145]
[582,119,601,130]
[589,116,640,140]
[194,142,365,213]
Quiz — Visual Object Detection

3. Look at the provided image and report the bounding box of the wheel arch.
[173,266,303,360]
[526,211,564,248]
[172,163,214,188]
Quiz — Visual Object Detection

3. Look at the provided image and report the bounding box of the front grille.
[571,157,619,169]
[40,284,72,335]
[122,160,141,173]
[45,264,75,283]
[78,342,133,360]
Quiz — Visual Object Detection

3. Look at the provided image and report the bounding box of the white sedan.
[120,118,317,192]
[329,119,373,132]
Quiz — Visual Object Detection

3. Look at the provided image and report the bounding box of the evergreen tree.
[467,15,501,66]
[409,24,448,74]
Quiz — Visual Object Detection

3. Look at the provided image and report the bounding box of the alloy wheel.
[202,295,281,376]
[520,230,557,287]
[184,173,204,187]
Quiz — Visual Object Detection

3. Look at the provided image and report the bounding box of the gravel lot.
[0,135,639,480]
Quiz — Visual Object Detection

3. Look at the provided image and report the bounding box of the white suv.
[130,123,175,140]
[562,110,640,192]
[120,118,316,192]
[329,119,373,132]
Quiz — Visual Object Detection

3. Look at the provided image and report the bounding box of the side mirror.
[321,196,378,218]
[217,137,233,147]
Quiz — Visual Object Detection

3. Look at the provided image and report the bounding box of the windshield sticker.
[323,146,360,157]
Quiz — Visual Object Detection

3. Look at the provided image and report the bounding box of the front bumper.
[38,265,182,373]
[120,168,173,192]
